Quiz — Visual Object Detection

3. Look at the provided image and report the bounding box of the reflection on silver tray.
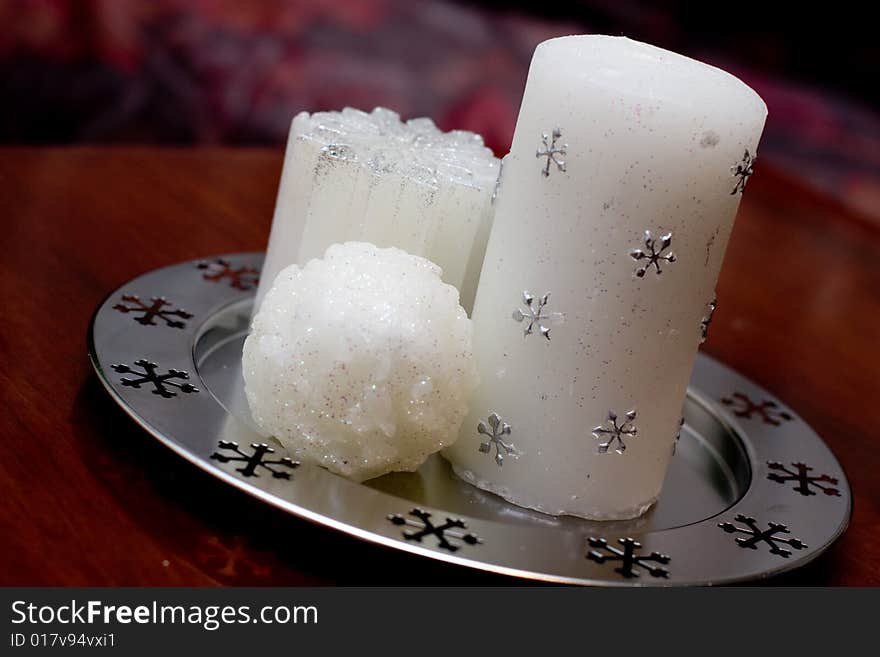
[89,253,851,585]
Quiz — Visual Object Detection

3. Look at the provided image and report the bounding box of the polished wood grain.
[0,147,876,585]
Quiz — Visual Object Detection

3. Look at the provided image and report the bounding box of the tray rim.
[87,252,852,586]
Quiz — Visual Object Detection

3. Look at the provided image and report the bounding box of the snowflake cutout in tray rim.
[111,359,198,398]
[197,259,260,291]
[512,291,564,340]
[477,412,519,467]
[210,440,300,479]
[587,537,670,579]
[767,461,840,497]
[700,296,717,344]
[731,149,756,195]
[630,230,676,277]
[113,294,193,329]
[536,127,567,177]
[719,514,807,558]
[388,508,482,553]
[721,392,792,426]
[592,410,638,454]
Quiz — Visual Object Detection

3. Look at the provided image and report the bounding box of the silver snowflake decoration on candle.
[536,127,567,177]
[731,149,756,195]
[700,296,717,344]
[593,410,638,454]
[630,230,676,277]
[477,412,519,466]
[512,291,564,340]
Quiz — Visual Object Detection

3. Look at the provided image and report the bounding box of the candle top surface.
[294,107,499,190]
[534,35,766,116]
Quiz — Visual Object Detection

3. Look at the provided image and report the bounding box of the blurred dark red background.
[2,0,878,220]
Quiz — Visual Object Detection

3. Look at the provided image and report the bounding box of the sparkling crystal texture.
[243,242,478,482]
[255,107,500,314]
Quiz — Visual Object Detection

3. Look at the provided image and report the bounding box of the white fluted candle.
[444,35,767,520]
[254,108,500,314]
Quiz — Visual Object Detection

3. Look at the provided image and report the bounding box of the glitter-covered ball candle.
[244,242,478,482]
[254,108,500,314]
[444,35,767,520]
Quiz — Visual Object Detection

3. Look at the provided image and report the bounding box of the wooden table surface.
[1,147,877,586]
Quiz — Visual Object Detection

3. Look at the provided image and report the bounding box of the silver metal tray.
[88,253,851,585]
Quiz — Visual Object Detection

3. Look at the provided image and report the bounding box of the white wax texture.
[243,242,478,482]
[444,35,767,519]
[255,107,500,314]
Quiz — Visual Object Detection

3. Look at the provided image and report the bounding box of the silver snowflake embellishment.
[477,412,519,466]
[700,296,717,344]
[512,291,564,340]
[592,410,638,454]
[536,127,567,177]
[630,230,676,277]
[731,149,756,195]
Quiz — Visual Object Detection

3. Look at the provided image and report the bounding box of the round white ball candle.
[244,242,478,482]
[255,108,500,315]
[444,35,767,520]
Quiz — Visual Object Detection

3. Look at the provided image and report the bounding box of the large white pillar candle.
[444,35,767,520]
[254,107,500,314]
